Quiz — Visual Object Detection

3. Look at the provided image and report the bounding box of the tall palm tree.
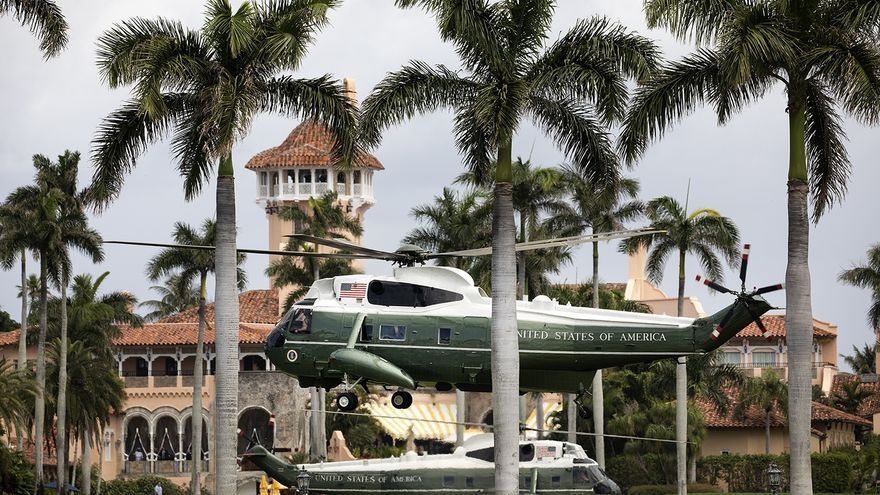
[831,379,872,415]
[3,153,103,493]
[619,3,880,492]
[0,0,67,58]
[622,195,739,494]
[146,219,246,495]
[839,243,880,332]
[842,343,877,375]
[90,2,358,492]
[361,4,658,488]
[140,274,201,322]
[734,370,788,454]
[549,168,644,463]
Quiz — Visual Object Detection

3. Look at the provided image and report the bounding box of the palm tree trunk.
[70,434,78,491]
[516,213,526,300]
[80,432,91,495]
[95,431,103,495]
[676,249,687,495]
[17,250,27,452]
[455,390,466,448]
[536,393,544,439]
[566,395,576,443]
[191,271,207,495]
[57,274,68,495]
[34,250,48,494]
[318,388,327,459]
[213,158,240,495]
[765,413,771,454]
[491,140,519,495]
[591,240,605,467]
[786,95,813,495]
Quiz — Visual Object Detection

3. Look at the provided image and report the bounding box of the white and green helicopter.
[108,233,781,412]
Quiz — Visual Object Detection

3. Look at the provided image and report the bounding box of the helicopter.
[106,233,782,413]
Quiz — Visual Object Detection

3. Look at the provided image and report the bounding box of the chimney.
[343,77,357,106]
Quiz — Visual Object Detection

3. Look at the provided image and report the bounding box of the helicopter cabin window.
[465,447,494,462]
[360,324,373,342]
[288,308,313,334]
[519,443,535,462]
[379,324,406,341]
[466,477,475,489]
[367,280,464,307]
[438,328,452,345]
[551,476,561,488]
[442,476,455,488]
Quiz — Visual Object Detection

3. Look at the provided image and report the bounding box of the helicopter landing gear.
[391,390,413,409]
[337,392,358,412]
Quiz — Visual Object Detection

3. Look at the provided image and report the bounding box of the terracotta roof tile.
[245,121,384,171]
[0,330,20,347]
[734,314,836,339]
[159,289,279,324]
[697,394,870,428]
[113,323,273,347]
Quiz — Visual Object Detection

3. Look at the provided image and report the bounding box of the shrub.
[605,454,667,492]
[812,452,856,493]
[102,476,186,495]
[628,484,720,495]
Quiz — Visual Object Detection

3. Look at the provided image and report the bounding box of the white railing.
[353,183,363,196]
[315,183,329,195]
[283,183,296,195]
[298,183,312,195]
[336,184,346,195]
[259,185,268,197]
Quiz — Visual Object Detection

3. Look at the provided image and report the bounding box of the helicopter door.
[461,317,488,380]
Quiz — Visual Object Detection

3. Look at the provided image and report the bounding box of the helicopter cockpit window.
[367,280,464,307]
[379,324,406,341]
[288,308,312,334]
[360,324,373,342]
[465,447,494,462]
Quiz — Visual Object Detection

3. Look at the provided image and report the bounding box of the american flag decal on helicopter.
[339,282,367,299]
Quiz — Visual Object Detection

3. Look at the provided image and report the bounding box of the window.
[551,476,561,488]
[519,443,535,462]
[442,476,455,488]
[336,172,346,183]
[721,449,731,456]
[438,328,451,345]
[466,477,475,488]
[367,280,464,307]
[465,447,494,462]
[353,170,361,184]
[315,168,328,183]
[721,351,742,366]
[298,169,312,183]
[288,309,313,334]
[379,324,406,341]
[752,351,776,368]
[360,324,373,342]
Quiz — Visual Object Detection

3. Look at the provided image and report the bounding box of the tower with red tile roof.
[245,79,383,311]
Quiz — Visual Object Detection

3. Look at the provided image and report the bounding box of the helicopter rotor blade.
[754,283,784,295]
[739,243,750,289]
[710,306,736,340]
[695,275,735,294]
[746,306,773,342]
[285,234,405,260]
[430,228,666,258]
[104,240,380,260]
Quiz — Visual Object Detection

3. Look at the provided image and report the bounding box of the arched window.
[238,407,274,471]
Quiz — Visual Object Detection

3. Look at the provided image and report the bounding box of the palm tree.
[619,3,880,491]
[0,357,37,440]
[0,0,67,58]
[548,167,644,463]
[0,204,32,382]
[403,187,492,284]
[3,153,103,493]
[831,379,872,415]
[457,158,565,298]
[622,195,739,494]
[360,4,658,488]
[146,219,246,495]
[839,244,880,332]
[734,370,788,454]
[90,2,359,492]
[842,343,877,375]
[140,274,201,322]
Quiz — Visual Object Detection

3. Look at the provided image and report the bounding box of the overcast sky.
[1,1,878,371]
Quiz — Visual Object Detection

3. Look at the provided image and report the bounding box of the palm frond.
[809,38,880,125]
[804,80,851,220]
[360,61,477,149]
[716,2,795,85]
[1,0,68,58]
[253,0,337,69]
[527,96,619,184]
[644,0,738,45]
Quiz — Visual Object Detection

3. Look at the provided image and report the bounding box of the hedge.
[698,452,859,493]
[629,484,722,495]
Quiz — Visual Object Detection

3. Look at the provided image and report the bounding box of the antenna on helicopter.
[695,243,784,341]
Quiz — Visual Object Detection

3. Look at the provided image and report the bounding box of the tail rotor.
[696,243,783,342]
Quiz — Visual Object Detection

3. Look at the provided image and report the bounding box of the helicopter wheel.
[391,391,413,409]
[337,392,358,412]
